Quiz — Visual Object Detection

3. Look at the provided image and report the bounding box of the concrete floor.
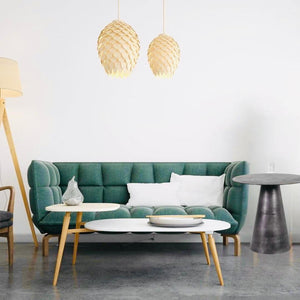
[0,242,300,299]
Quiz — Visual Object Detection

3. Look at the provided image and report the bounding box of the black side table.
[233,173,300,254]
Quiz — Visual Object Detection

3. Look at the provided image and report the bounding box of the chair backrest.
[0,186,14,214]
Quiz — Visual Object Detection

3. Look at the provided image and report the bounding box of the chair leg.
[43,234,60,256]
[222,234,241,256]
[7,226,13,266]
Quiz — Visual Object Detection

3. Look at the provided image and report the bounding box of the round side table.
[233,173,300,254]
[46,203,120,286]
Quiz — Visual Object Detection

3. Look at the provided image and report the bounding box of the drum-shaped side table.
[233,173,300,254]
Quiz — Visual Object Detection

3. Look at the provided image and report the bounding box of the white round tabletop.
[85,218,230,233]
[46,203,120,212]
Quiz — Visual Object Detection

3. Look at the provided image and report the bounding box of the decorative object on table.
[267,162,275,173]
[0,57,38,247]
[0,186,14,265]
[97,0,140,78]
[233,173,300,254]
[62,177,84,206]
[147,214,205,227]
[148,0,180,78]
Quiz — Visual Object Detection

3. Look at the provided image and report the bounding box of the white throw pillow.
[127,182,180,207]
[170,173,225,207]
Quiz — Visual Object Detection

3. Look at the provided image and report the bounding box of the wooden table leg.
[72,212,82,265]
[200,232,210,265]
[208,234,224,286]
[53,212,71,286]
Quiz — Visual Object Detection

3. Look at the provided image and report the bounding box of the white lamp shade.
[0,57,22,98]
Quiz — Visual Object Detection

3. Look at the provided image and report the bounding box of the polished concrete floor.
[0,242,300,299]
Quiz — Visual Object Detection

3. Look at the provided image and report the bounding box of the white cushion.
[127,183,180,206]
[170,173,225,206]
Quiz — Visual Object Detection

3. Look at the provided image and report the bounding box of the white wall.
[0,0,300,242]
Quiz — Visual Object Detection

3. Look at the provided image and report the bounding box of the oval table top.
[46,203,120,212]
[233,173,300,186]
[85,218,230,233]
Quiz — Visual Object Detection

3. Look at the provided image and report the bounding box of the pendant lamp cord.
[163,0,165,33]
[118,0,120,20]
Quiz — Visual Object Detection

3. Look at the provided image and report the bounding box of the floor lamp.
[0,57,38,247]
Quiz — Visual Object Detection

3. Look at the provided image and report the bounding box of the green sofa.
[27,160,248,256]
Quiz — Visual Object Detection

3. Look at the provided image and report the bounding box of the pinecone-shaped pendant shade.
[97,20,140,78]
[148,33,180,78]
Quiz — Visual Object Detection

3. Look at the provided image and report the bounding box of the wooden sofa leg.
[43,234,60,256]
[222,234,241,256]
[232,234,241,256]
[223,236,228,246]
[7,226,13,266]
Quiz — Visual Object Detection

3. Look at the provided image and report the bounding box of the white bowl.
[148,216,203,227]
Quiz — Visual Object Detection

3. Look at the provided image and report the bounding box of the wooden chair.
[0,186,15,265]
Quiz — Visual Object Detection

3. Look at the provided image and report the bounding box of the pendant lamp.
[148,0,180,78]
[97,0,140,78]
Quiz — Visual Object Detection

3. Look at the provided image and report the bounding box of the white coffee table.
[85,218,230,285]
[46,203,120,286]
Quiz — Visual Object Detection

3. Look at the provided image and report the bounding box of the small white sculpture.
[62,176,84,206]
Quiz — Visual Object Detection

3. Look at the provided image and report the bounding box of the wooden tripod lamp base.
[0,58,38,247]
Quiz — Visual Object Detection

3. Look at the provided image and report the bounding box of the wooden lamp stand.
[0,58,38,247]
[0,99,38,247]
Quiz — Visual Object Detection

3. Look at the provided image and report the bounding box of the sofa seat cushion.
[0,211,13,222]
[38,204,238,235]
[130,206,154,218]
[39,212,95,234]
[95,205,131,220]
[153,206,187,215]
[186,206,238,234]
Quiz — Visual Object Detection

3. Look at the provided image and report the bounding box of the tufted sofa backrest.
[28,161,248,232]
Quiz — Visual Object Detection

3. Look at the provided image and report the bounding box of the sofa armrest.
[223,161,249,234]
[27,160,62,223]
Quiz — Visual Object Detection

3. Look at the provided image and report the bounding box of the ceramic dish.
[148,216,203,227]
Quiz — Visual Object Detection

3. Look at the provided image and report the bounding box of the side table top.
[233,173,300,186]
[46,203,120,212]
